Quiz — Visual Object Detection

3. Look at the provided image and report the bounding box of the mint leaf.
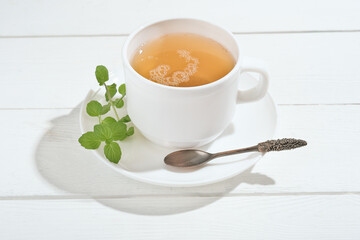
[86,100,102,117]
[126,127,134,136]
[102,117,116,126]
[95,65,109,86]
[105,83,117,101]
[109,121,127,141]
[94,124,112,141]
[104,142,121,163]
[78,132,101,149]
[114,98,124,108]
[118,83,126,96]
[101,103,111,115]
[119,115,131,122]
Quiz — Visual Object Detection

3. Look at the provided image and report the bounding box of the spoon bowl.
[164,150,213,167]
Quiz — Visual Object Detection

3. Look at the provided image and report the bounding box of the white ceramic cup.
[122,18,269,148]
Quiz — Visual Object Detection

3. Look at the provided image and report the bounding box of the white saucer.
[80,73,277,187]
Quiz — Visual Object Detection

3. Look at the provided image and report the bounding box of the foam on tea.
[131,33,236,87]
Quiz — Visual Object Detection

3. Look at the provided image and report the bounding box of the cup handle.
[237,56,269,103]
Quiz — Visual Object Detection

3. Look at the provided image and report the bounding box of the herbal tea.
[131,33,236,87]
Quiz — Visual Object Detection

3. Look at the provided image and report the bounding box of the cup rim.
[122,17,242,91]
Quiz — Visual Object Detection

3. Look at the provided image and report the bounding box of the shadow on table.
[35,106,275,216]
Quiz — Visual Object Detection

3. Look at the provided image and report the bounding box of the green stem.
[104,83,120,121]
[98,116,102,123]
[112,104,119,121]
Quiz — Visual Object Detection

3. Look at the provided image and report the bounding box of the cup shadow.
[35,105,275,216]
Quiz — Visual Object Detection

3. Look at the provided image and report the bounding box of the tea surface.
[131,33,235,87]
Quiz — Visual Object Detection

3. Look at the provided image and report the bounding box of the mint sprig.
[78,65,134,163]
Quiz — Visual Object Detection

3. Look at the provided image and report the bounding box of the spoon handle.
[211,145,258,159]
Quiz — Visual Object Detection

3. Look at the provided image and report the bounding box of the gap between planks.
[1,29,360,39]
[0,103,359,111]
[1,192,360,201]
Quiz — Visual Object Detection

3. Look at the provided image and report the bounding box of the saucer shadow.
[35,106,275,216]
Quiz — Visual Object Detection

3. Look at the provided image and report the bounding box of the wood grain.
[0,105,358,197]
[1,195,360,239]
[0,32,359,108]
[1,0,360,37]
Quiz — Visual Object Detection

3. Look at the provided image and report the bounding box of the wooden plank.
[0,0,360,36]
[239,32,360,104]
[0,105,359,197]
[1,195,360,239]
[0,33,359,108]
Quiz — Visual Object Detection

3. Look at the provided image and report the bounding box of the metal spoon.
[164,138,307,167]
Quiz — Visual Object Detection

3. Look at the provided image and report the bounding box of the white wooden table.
[1,0,360,239]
